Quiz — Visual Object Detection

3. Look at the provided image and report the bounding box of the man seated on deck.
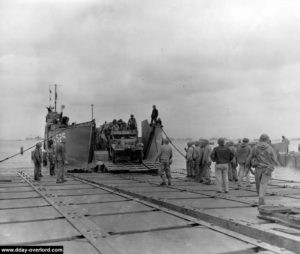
[248,134,280,206]
[128,114,137,130]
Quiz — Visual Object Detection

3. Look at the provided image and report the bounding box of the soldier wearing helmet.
[236,138,252,188]
[155,138,173,186]
[33,142,43,181]
[56,137,67,183]
[185,141,194,178]
[249,134,280,206]
[150,105,158,126]
[128,114,137,130]
[201,139,212,184]
[47,139,55,176]
[193,141,203,182]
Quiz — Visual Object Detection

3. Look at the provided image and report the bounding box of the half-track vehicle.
[108,129,143,163]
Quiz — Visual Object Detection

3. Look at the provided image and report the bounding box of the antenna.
[49,85,52,108]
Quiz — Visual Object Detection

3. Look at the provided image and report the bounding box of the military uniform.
[128,115,137,130]
[236,139,252,188]
[193,142,203,182]
[150,106,158,125]
[56,139,66,183]
[48,142,55,176]
[201,140,212,184]
[250,134,280,206]
[156,141,173,185]
[33,143,42,181]
[186,143,194,178]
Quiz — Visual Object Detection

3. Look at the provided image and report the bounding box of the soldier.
[211,138,234,193]
[227,141,238,182]
[150,105,158,126]
[185,142,194,178]
[155,138,173,186]
[236,138,252,188]
[156,118,162,126]
[56,137,67,183]
[282,135,290,153]
[201,139,212,184]
[128,114,137,130]
[193,141,203,182]
[33,142,42,181]
[48,139,55,176]
[249,134,280,206]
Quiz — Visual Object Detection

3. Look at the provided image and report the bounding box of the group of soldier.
[32,138,67,184]
[185,139,212,184]
[95,115,138,151]
[101,116,138,133]
[183,134,280,206]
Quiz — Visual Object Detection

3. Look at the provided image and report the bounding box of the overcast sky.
[1,0,300,140]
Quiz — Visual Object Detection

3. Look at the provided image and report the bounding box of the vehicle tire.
[108,148,112,160]
[138,151,143,164]
[112,150,116,163]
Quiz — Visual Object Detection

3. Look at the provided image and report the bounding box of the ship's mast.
[54,84,57,112]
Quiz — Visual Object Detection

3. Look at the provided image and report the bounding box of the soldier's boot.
[258,197,265,206]
[160,175,167,186]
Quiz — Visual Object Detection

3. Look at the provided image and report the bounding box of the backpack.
[250,148,259,168]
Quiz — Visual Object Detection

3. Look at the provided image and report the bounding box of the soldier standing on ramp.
[150,105,158,126]
[56,137,67,183]
[155,138,173,186]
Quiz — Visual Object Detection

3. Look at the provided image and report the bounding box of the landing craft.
[44,89,95,169]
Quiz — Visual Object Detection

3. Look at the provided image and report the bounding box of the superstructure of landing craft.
[44,87,95,170]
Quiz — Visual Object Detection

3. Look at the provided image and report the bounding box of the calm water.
[0,140,36,175]
[1,139,300,181]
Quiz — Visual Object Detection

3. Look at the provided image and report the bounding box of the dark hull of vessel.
[45,120,95,169]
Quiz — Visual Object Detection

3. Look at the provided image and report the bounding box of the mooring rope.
[161,127,186,159]
[0,128,66,163]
